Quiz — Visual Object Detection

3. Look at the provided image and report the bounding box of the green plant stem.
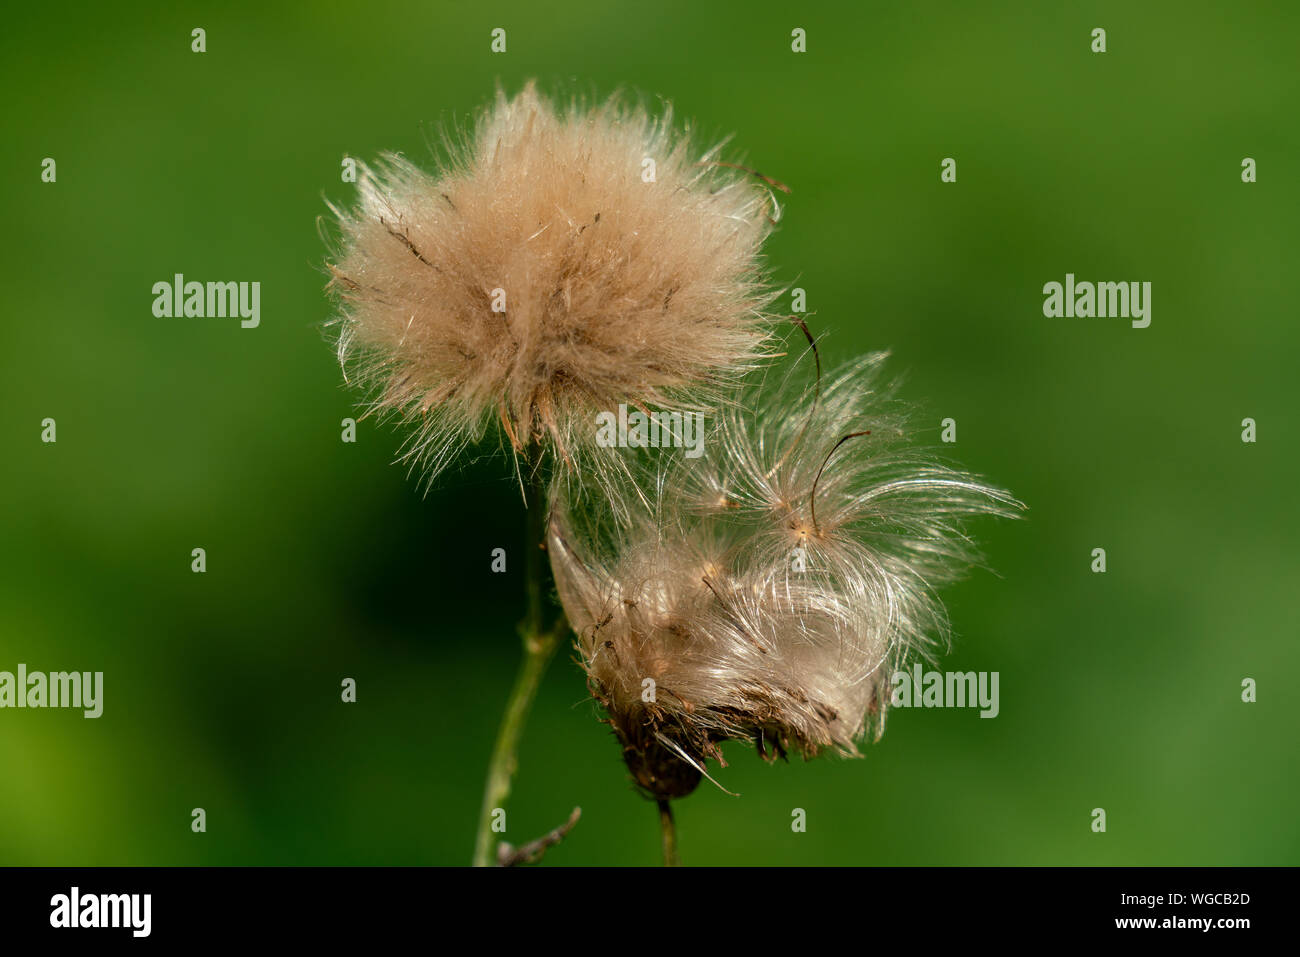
[658,799,679,867]
[472,447,564,867]
[471,625,561,866]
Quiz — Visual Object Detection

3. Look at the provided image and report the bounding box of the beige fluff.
[325,82,781,484]
[549,354,1023,798]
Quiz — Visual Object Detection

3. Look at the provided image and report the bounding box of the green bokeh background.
[3,1,1296,865]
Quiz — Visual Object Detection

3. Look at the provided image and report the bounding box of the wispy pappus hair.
[549,353,1023,798]
[325,81,782,485]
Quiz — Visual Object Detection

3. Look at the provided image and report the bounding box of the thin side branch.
[497,807,582,867]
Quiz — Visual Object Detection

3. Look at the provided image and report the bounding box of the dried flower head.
[549,353,1022,798]
[325,81,782,484]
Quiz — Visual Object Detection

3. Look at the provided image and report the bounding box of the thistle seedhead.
[549,353,1023,799]
[325,81,782,487]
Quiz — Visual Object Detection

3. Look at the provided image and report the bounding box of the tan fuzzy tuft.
[325,81,782,485]
[549,354,1024,798]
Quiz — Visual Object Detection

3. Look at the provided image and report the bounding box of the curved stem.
[472,627,560,866]
[657,799,679,867]
[472,446,565,866]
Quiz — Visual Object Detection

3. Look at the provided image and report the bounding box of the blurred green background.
[3,1,1297,865]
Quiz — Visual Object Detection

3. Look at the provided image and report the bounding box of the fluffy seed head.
[549,353,1022,798]
[325,81,781,483]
